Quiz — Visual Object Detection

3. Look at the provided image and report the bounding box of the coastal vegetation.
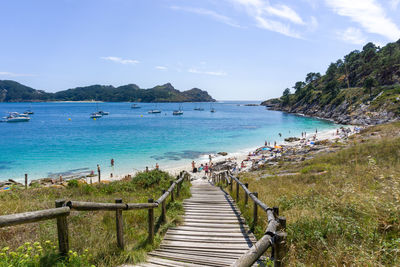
[233,122,400,266]
[0,170,191,266]
[0,81,215,102]
[262,39,400,125]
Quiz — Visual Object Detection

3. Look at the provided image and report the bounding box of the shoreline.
[1,124,357,188]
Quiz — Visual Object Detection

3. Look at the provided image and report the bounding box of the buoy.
[93,118,96,121]
[140,115,143,117]
[68,118,71,121]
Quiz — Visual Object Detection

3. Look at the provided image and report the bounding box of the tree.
[305,72,321,84]
[364,77,376,97]
[293,81,306,94]
[282,88,291,105]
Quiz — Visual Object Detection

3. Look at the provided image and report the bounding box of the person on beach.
[209,162,213,176]
[199,164,204,172]
[145,166,149,172]
[111,158,114,167]
[155,163,159,170]
[209,154,212,163]
[191,161,197,173]
[204,163,209,176]
[315,129,318,134]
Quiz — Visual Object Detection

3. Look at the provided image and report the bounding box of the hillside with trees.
[262,39,400,125]
[0,81,215,103]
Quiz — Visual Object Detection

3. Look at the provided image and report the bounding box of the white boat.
[98,111,109,115]
[173,110,183,115]
[173,104,183,115]
[5,112,30,122]
[148,109,161,114]
[194,107,204,111]
[90,112,102,118]
[24,110,34,115]
[131,104,141,109]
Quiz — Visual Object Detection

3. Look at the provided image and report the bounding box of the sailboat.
[148,103,162,114]
[131,104,141,109]
[173,104,183,115]
[90,103,108,118]
[210,103,216,113]
[194,103,204,111]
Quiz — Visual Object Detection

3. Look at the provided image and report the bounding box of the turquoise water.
[0,102,338,181]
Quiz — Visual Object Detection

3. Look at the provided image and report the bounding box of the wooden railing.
[0,171,190,255]
[212,171,287,267]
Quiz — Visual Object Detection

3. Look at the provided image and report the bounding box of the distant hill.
[262,39,400,125]
[0,81,215,102]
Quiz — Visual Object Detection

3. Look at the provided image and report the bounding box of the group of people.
[191,155,214,176]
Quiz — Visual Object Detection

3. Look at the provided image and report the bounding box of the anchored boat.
[148,109,161,114]
[4,112,30,122]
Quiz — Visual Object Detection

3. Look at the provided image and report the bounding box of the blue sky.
[0,0,400,100]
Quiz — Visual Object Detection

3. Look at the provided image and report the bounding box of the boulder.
[217,152,228,156]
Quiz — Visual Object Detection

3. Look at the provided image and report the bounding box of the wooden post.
[97,165,101,183]
[230,177,233,192]
[274,232,287,267]
[177,180,181,197]
[170,181,175,202]
[161,190,167,223]
[115,199,124,249]
[244,183,249,205]
[278,217,287,231]
[236,178,240,203]
[252,192,258,230]
[273,206,279,217]
[59,175,63,183]
[147,198,154,244]
[24,174,28,189]
[55,200,69,256]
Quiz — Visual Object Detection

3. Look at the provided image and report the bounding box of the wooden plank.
[155,248,244,259]
[147,256,214,267]
[161,240,252,249]
[165,229,252,237]
[149,251,234,266]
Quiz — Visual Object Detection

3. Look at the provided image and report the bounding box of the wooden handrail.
[212,171,288,266]
[0,171,189,256]
[0,207,70,228]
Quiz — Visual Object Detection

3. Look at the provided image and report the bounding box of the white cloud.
[155,66,168,71]
[188,68,227,76]
[325,0,400,41]
[336,27,367,44]
[390,0,400,10]
[101,56,139,64]
[229,0,307,38]
[0,71,34,77]
[171,6,242,28]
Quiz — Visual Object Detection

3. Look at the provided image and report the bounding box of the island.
[0,81,215,102]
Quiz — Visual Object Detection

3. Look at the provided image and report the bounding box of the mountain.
[0,81,215,102]
[261,40,400,125]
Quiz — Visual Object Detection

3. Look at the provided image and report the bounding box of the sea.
[0,102,339,181]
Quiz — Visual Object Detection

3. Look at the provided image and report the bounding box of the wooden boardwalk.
[131,179,258,267]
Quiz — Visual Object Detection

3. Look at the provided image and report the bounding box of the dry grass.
[0,170,191,266]
[230,122,400,266]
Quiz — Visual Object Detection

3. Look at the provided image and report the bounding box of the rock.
[217,152,228,156]
[284,137,300,142]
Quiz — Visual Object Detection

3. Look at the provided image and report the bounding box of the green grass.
[225,122,400,266]
[0,170,191,266]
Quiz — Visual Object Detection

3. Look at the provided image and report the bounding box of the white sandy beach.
[85,125,357,184]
